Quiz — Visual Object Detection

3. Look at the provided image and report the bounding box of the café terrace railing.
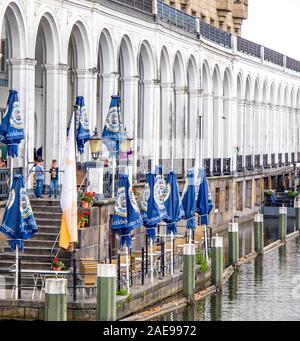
[106,0,300,74]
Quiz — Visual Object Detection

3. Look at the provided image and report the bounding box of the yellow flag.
[59,115,78,250]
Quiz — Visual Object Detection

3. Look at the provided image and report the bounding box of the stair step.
[31,232,58,241]
[35,226,60,234]
[34,212,62,219]
[35,218,61,226]
[30,206,62,213]
[2,246,56,256]
[0,260,51,270]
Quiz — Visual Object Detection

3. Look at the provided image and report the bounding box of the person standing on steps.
[49,159,59,199]
[35,158,44,198]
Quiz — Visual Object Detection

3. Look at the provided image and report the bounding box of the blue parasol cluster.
[112,174,143,248]
[0,90,24,158]
[0,174,38,251]
[75,96,91,154]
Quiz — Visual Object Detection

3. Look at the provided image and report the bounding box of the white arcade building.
[1,0,300,225]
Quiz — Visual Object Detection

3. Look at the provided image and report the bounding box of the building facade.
[164,0,248,35]
[0,0,299,227]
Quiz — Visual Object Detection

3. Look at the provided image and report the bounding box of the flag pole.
[170,232,174,276]
[150,237,154,284]
[125,245,130,293]
[204,224,208,262]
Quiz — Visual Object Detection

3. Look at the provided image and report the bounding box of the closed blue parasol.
[0,90,24,158]
[181,169,197,231]
[0,174,38,251]
[75,96,91,154]
[163,171,182,235]
[102,95,125,157]
[141,173,167,240]
[196,168,213,225]
[112,174,142,248]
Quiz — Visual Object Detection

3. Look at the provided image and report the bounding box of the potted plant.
[78,211,90,228]
[79,191,96,208]
[51,257,65,271]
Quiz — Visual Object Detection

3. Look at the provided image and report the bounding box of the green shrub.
[196,250,208,273]
[117,288,128,296]
[286,191,298,198]
[264,190,273,196]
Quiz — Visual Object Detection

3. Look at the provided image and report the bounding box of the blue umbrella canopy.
[163,171,182,235]
[181,169,197,230]
[0,90,24,158]
[75,96,91,154]
[0,174,38,251]
[141,173,167,240]
[112,174,142,248]
[196,168,214,226]
[102,95,125,157]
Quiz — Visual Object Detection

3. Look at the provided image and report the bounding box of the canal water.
[156,219,300,321]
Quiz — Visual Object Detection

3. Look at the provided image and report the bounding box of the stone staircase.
[0,198,62,291]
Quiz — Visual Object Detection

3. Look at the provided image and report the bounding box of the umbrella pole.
[204,225,209,262]
[125,246,130,293]
[150,238,153,284]
[164,225,167,275]
[112,153,116,199]
[170,233,174,276]
[10,157,13,189]
[189,229,192,244]
[15,244,19,300]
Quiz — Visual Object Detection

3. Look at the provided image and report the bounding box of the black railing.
[236,155,243,173]
[298,153,300,163]
[157,0,196,33]
[271,153,276,168]
[203,159,211,177]
[200,20,232,48]
[246,155,253,171]
[263,154,270,169]
[255,155,261,169]
[286,57,300,73]
[264,47,284,66]
[111,0,152,13]
[213,158,221,176]
[0,167,23,199]
[223,158,231,175]
[237,37,261,58]
[278,153,283,167]
[137,158,152,183]
[285,153,290,166]
[291,153,295,164]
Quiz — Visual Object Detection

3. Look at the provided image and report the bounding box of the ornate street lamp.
[89,127,102,161]
[120,135,134,163]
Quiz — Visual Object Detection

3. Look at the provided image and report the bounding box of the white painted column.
[152,80,161,168]
[160,83,174,168]
[8,58,36,185]
[271,105,277,160]
[230,97,238,172]
[57,64,69,168]
[213,96,223,158]
[188,89,200,168]
[122,76,138,176]
[237,100,245,159]
[203,93,214,161]
[174,87,187,162]
[253,101,262,157]
[244,101,254,158]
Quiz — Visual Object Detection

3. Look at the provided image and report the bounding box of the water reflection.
[156,221,300,321]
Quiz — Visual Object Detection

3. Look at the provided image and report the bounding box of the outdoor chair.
[78,258,97,299]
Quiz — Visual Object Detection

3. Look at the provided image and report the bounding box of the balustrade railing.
[203,159,211,177]
[285,153,290,166]
[246,155,253,171]
[237,37,261,58]
[255,155,261,169]
[200,21,232,48]
[264,47,284,66]
[213,158,221,176]
[271,153,276,168]
[223,158,231,175]
[236,155,243,173]
[157,0,196,33]
[0,167,23,200]
[278,153,283,167]
[286,57,300,73]
[263,154,269,169]
[111,0,153,13]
